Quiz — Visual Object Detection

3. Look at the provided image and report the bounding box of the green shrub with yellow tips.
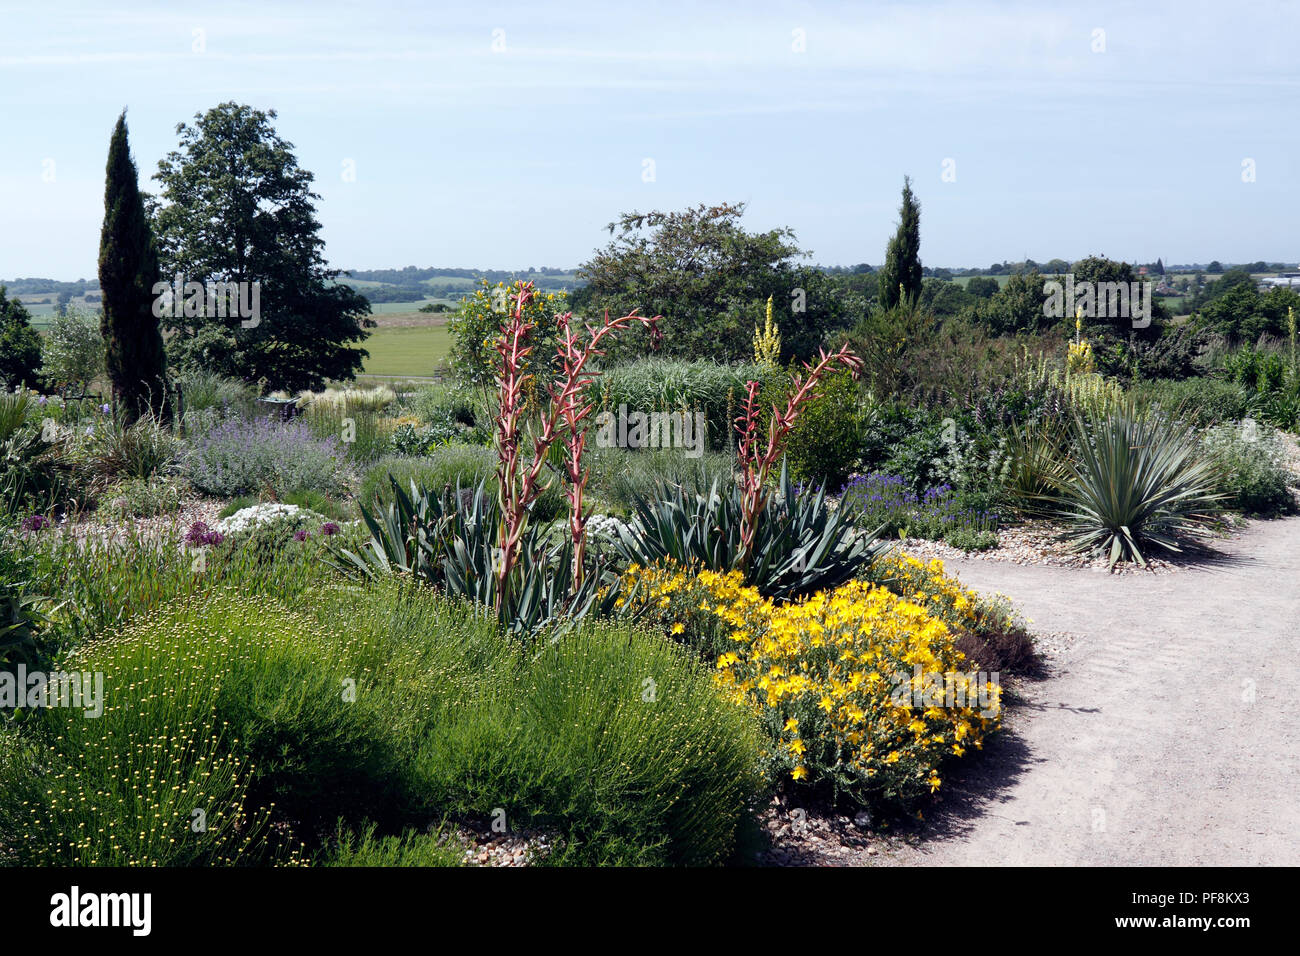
[1,582,764,867]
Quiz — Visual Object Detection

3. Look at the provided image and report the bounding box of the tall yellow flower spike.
[753,295,781,368]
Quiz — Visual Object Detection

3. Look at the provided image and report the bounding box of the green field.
[950,274,1012,289]
[361,321,454,377]
[13,294,100,327]
[366,296,459,315]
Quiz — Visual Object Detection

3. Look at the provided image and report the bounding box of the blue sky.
[1,0,1297,279]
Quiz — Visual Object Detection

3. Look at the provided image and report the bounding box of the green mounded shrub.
[1129,377,1252,428]
[0,590,428,864]
[307,583,764,866]
[585,446,734,514]
[360,449,495,511]
[359,448,564,522]
[104,475,182,519]
[0,593,329,865]
[588,358,777,450]
[324,823,461,867]
[0,584,764,867]
[944,527,999,552]
[1200,422,1297,517]
[400,383,482,430]
[781,369,864,490]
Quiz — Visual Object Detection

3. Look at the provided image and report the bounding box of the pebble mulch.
[447,823,555,867]
[25,494,224,549]
[893,520,1190,574]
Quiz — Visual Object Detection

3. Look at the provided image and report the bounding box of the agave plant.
[1003,420,1071,517]
[330,478,623,639]
[1044,403,1223,568]
[612,461,890,602]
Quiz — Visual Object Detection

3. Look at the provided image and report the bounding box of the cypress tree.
[99,110,170,424]
[878,176,922,310]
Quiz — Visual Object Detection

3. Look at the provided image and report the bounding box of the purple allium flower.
[185,521,224,547]
[21,514,48,532]
[293,529,310,542]
[320,522,340,536]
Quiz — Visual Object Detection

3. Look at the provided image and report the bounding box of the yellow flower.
[670,622,685,635]
[791,766,808,781]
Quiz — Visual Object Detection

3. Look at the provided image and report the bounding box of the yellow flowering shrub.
[619,561,1002,811]
[448,279,568,388]
[1067,338,1096,375]
[872,552,1037,673]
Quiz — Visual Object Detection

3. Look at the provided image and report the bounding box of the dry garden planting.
[3,105,1299,872]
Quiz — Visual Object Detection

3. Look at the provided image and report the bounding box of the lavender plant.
[185,413,348,498]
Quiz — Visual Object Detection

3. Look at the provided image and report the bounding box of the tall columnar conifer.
[878,176,922,310]
[98,110,170,424]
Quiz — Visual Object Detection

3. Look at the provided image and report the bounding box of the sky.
[1,0,1297,280]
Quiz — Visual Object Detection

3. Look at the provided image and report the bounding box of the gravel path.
[879,515,1300,866]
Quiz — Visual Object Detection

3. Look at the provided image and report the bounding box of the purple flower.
[100,403,111,416]
[185,521,225,547]
[37,395,48,407]
[320,522,340,536]
[293,529,310,542]
[21,514,48,532]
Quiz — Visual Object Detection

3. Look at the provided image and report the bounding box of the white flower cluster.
[215,503,325,536]
[584,513,629,541]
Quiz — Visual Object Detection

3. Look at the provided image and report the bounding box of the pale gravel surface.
[894,519,1202,574]
[827,513,1300,867]
[40,494,224,549]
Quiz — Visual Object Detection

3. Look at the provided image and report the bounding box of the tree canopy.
[0,287,42,388]
[573,202,851,363]
[151,102,373,392]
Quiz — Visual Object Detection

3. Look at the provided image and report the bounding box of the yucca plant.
[613,461,890,602]
[1043,403,1224,568]
[331,477,624,639]
[0,389,38,442]
[1003,421,1072,517]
